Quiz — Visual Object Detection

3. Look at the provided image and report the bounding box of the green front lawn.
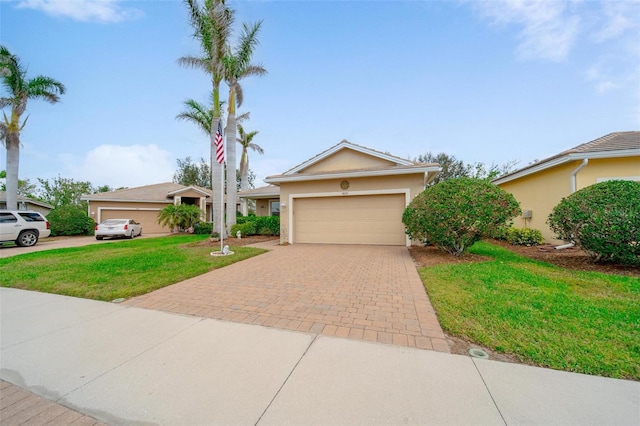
[419,241,640,380]
[0,235,266,301]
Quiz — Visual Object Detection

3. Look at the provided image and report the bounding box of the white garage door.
[99,209,166,234]
[293,194,406,245]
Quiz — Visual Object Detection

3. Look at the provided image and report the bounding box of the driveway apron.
[124,242,450,352]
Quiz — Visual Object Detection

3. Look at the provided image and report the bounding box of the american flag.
[215,120,224,164]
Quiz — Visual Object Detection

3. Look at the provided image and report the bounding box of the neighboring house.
[0,191,53,216]
[82,182,230,233]
[493,131,640,243]
[241,140,440,246]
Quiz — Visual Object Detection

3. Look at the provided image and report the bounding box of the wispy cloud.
[471,0,581,62]
[593,0,639,42]
[16,0,142,23]
[64,144,174,188]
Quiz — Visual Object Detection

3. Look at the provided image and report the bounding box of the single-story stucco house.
[240,140,441,246]
[0,191,54,216]
[493,131,640,243]
[82,182,237,233]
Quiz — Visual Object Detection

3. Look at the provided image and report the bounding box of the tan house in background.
[0,191,53,216]
[82,183,215,233]
[494,131,640,243]
[241,140,440,246]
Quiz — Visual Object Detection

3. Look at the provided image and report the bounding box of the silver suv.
[0,210,51,247]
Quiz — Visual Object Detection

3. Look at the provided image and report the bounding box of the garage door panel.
[100,209,166,234]
[294,194,406,245]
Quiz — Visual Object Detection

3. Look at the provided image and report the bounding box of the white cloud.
[472,0,581,61]
[593,0,639,42]
[16,0,141,23]
[64,144,174,188]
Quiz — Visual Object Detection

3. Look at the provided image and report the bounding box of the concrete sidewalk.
[1,288,638,425]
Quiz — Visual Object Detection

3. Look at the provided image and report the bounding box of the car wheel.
[16,230,38,247]
[96,236,104,240]
[127,231,134,239]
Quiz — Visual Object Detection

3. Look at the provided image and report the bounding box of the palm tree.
[237,123,263,215]
[0,45,65,210]
[176,98,214,136]
[178,0,233,237]
[222,21,267,230]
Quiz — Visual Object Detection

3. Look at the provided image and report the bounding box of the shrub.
[548,180,640,265]
[506,228,543,246]
[230,216,280,236]
[230,222,257,237]
[193,222,213,235]
[403,178,521,256]
[47,205,95,236]
[253,216,280,236]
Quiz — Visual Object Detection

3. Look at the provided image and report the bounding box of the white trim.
[284,141,414,175]
[287,188,412,246]
[166,186,211,197]
[266,166,438,184]
[493,149,640,185]
[596,176,640,183]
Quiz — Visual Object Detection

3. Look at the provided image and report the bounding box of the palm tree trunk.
[239,149,249,215]
[5,132,20,210]
[225,93,237,231]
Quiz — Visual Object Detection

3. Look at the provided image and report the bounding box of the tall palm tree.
[222,21,267,230]
[237,123,263,215]
[178,0,233,237]
[0,45,65,210]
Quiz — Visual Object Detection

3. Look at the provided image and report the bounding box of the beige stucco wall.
[278,173,425,244]
[302,150,396,173]
[497,156,640,243]
[255,198,280,216]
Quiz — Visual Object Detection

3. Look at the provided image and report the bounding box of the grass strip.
[419,241,640,380]
[0,235,266,301]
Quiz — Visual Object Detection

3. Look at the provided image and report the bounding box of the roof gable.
[285,140,413,175]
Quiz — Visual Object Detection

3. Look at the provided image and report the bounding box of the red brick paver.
[125,242,450,352]
[0,380,106,426]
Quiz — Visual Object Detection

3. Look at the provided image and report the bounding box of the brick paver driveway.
[124,242,450,352]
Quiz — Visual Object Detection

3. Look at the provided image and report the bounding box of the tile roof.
[561,131,639,154]
[494,131,639,184]
[237,185,280,197]
[82,182,213,202]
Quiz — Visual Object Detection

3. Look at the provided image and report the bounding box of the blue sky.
[1,0,639,189]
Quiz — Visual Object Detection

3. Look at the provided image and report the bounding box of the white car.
[95,219,142,240]
[0,210,51,247]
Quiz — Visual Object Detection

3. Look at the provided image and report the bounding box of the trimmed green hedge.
[231,216,280,237]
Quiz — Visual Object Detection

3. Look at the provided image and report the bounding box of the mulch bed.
[195,235,279,247]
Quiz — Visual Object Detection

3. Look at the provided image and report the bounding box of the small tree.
[548,180,640,265]
[157,204,203,231]
[403,178,521,256]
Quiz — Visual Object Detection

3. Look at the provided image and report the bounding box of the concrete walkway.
[1,288,638,425]
[125,242,449,352]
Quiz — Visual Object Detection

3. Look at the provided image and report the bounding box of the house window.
[270,201,280,217]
